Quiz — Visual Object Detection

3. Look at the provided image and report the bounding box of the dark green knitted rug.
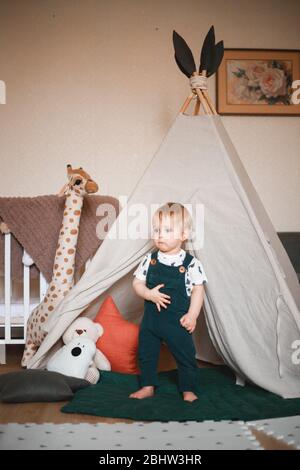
[61,367,300,422]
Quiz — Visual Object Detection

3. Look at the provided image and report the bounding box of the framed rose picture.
[216,49,300,115]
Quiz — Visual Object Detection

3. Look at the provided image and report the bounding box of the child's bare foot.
[129,386,154,399]
[183,391,198,402]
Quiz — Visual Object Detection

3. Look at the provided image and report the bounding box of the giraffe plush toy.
[21,164,99,367]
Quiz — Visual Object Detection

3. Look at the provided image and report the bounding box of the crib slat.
[39,272,48,302]
[0,344,6,363]
[4,233,11,341]
[2,237,50,349]
[23,252,31,335]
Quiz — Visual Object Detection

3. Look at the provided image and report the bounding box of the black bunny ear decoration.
[173,31,196,78]
[173,26,224,78]
[199,26,215,76]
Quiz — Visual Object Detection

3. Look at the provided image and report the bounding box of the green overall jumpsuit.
[138,249,199,393]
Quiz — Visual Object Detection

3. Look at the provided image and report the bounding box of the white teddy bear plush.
[47,317,111,384]
[47,337,96,379]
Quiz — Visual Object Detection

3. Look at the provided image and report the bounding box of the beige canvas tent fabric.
[28,114,300,398]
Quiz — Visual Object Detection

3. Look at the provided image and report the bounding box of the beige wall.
[0,0,299,231]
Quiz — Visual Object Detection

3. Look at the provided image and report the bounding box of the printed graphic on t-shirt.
[133,249,207,296]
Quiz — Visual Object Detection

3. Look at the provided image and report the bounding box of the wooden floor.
[0,345,294,450]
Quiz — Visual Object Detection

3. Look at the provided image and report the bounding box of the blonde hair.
[153,202,192,234]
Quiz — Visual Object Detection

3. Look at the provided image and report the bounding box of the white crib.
[0,233,49,364]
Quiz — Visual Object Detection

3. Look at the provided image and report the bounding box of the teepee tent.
[28,27,300,398]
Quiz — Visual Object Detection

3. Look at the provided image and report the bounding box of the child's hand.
[180,313,197,333]
[147,284,171,312]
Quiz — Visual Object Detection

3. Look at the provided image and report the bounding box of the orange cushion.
[94,296,140,374]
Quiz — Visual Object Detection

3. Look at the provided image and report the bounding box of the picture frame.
[216,48,300,115]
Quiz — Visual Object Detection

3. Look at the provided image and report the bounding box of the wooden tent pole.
[202,89,218,115]
[179,72,218,116]
[180,93,194,114]
[193,97,201,115]
[201,70,218,115]
[195,89,211,114]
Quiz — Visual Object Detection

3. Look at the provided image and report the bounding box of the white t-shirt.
[133,248,208,297]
